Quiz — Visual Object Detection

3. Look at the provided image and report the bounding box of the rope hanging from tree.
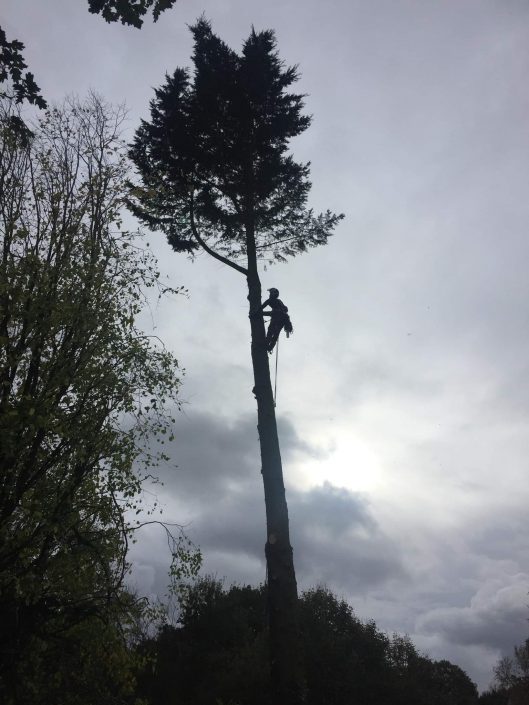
[274,337,279,407]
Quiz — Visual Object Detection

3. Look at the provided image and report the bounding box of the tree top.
[129,18,343,272]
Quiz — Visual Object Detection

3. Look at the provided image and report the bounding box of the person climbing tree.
[257,288,293,353]
[128,19,343,704]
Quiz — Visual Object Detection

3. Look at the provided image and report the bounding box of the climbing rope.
[273,337,279,407]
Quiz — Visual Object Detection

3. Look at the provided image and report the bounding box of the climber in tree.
[258,288,293,353]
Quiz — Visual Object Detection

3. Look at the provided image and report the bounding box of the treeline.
[134,577,511,705]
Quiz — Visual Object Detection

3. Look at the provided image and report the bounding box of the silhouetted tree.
[0,27,46,108]
[135,579,479,705]
[87,0,178,27]
[491,638,529,705]
[478,689,509,705]
[129,19,343,704]
[137,579,270,705]
[300,587,394,705]
[428,660,479,705]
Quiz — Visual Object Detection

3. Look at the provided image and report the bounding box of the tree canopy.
[129,18,343,269]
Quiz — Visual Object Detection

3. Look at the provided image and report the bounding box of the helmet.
[267,287,279,296]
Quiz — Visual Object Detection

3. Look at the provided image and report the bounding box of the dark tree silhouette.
[0,27,46,108]
[477,690,509,705]
[135,579,479,705]
[489,638,529,705]
[129,18,343,703]
[87,0,178,27]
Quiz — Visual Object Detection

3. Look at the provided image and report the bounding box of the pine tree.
[129,19,343,703]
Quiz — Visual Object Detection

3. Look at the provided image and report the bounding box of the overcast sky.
[5,0,529,691]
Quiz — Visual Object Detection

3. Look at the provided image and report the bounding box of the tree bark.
[246,257,305,704]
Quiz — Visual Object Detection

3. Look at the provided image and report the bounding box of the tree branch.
[189,195,248,275]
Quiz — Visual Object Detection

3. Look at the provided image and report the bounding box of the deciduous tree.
[0,93,193,703]
[0,27,46,109]
[136,579,479,705]
[491,638,529,705]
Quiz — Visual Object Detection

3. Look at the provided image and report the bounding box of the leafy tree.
[302,591,477,705]
[129,19,343,703]
[300,587,393,705]
[0,93,195,703]
[136,578,478,705]
[384,634,479,705]
[137,578,270,705]
[8,598,146,705]
[427,660,479,705]
[491,638,529,705]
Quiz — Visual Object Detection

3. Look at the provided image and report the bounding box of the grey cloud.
[188,479,405,594]
[469,519,529,565]
[134,413,406,597]
[418,574,529,655]
[293,482,376,536]
[290,483,406,592]
[152,410,325,501]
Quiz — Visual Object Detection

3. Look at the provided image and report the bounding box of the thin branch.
[254,233,302,250]
[189,194,247,276]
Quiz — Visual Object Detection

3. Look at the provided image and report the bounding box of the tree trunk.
[246,268,305,705]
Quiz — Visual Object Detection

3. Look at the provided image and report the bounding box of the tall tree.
[129,18,343,703]
[0,93,195,703]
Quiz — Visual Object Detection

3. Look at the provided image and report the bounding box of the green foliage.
[129,18,343,268]
[135,579,479,705]
[5,599,147,705]
[87,0,179,28]
[300,587,393,705]
[137,578,270,705]
[0,26,46,108]
[0,93,194,703]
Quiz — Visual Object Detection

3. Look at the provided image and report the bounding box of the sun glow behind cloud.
[294,432,384,494]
